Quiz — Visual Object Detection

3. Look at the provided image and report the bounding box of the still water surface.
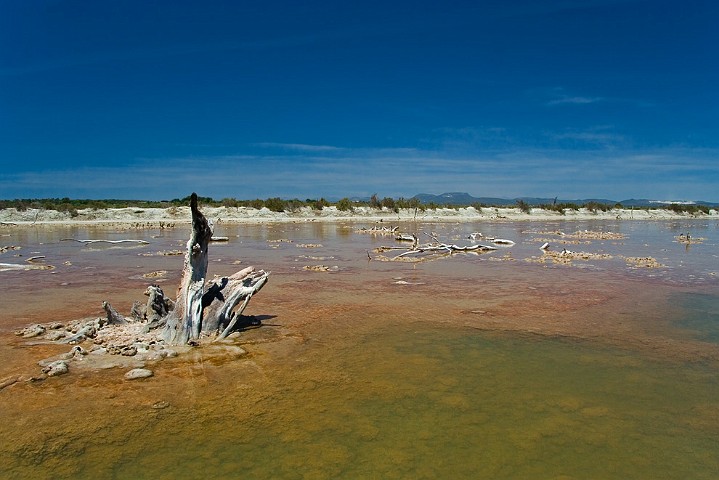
[1,219,718,478]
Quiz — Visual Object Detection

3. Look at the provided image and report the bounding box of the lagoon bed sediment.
[1,216,718,478]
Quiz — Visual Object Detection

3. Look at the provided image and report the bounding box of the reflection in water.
[0,220,718,478]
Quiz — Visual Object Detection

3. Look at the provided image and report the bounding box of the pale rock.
[125,368,153,380]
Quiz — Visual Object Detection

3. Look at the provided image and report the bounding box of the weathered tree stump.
[17,193,270,380]
[160,193,269,344]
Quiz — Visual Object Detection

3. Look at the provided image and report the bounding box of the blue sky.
[1,0,717,201]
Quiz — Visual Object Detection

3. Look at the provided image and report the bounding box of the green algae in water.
[674,292,719,344]
[3,329,718,479]
[88,327,718,480]
[332,328,719,479]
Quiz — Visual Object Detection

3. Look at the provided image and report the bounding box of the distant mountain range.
[410,192,719,208]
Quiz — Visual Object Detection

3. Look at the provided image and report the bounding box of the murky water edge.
[1,220,718,479]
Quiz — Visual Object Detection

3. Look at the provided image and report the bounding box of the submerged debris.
[395,234,417,242]
[356,225,399,234]
[303,265,339,272]
[139,250,184,256]
[527,249,614,265]
[565,230,626,240]
[0,375,21,390]
[142,270,168,279]
[40,360,69,377]
[621,256,666,268]
[676,234,705,245]
[0,262,55,272]
[530,230,625,243]
[492,238,515,246]
[296,243,323,248]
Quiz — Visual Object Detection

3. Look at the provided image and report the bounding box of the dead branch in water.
[61,238,150,245]
[0,262,55,271]
[374,231,501,262]
[356,225,400,235]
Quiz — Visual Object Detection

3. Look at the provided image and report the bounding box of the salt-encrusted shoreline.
[1,205,716,226]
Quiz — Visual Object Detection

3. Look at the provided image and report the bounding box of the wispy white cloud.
[549,126,626,148]
[252,142,346,152]
[552,132,615,142]
[547,95,604,106]
[540,86,655,108]
[2,145,717,202]
[542,86,604,106]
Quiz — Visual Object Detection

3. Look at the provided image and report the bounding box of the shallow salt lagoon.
[0,218,718,478]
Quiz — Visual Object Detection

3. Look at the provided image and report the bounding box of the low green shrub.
[516,200,531,214]
[336,198,353,211]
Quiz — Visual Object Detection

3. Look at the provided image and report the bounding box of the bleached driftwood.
[396,234,419,250]
[18,194,268,352]
[61,238,150,245]
[0,255,52,271]
[160,193,269,345]
[357,225,400,234]
[393,243,496,258]
[204,266,270,340]
[395,234,417,242]
[0,262,54,271]
[492,238,515,246]
[375,231,498,262]
[468,233,516,246]
[142,285,173,328]
[13,193,272,380]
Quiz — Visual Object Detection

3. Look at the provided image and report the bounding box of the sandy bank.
[1,205,716,226]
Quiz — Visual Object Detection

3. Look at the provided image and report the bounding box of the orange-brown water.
[1,220,718,478]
